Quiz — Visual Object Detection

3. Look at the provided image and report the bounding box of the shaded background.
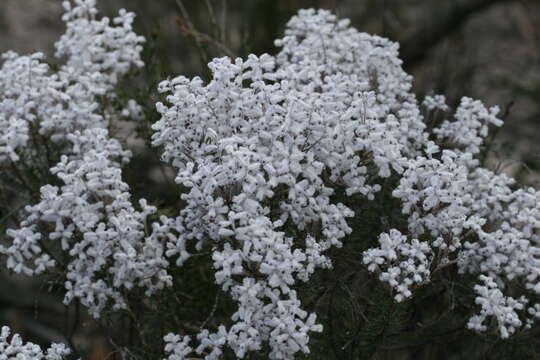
[1,0,540,358]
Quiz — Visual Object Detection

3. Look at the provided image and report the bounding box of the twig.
[221,0,227,44]
[204,0,220,41]
[175,0,210,68]
[199,291,221,330]
[175,16,235,58]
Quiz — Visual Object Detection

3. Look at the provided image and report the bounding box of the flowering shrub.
[1,1,540,359]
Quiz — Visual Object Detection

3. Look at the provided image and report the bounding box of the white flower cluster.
[154,53,353,360]
[56,0,144,84]
[3,128,172,317]
[164,334,193,360]
[154,8,539,358]
[422,94,449,112]
[0,52,49,162]
[392,150,485,249]
[434,96,503,155]
[459,224,540,285]
[0,326,71,360]
[467,275,529,338]
[0,1,177,319]
[0,0,144,164]
[363,229,432,302]
[274,8,427,157]
[392,152,540,337]
[154,8,431,357]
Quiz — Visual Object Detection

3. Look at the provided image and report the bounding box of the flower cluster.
[0,1,175,319]
[275,8,427,157]
[392,150,485,249]
[0,0,144,164]
[154,52,355,359]
[363,229,432,302]
[56,0,145,84]
[422,94,449,112]
[152,9,428,354]
[0,326,71,360]
[0,52,50,163]
[153,8,539,358]
[3,128,173,317]
[164,334,194,360]
[434,96,503,155]
[467,275,529,338]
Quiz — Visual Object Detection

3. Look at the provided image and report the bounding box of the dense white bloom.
[164,334,193,360]
[393,150,485,248]
[459,225,540,285]
[153,53,351,359]
[422,95,449,112]
[151,9,428,354]
[363,229,432,302]
[464,168,515,223]
[0,0,158,318]
[434,96,503,155]
[57,0,145,84]
[2,128,172,317]
[275,8,427,157]
[0,0,144,163]
[151,8,535,357]
[467,275,528,338]
[0,326,71,360]
[0,52,50,162]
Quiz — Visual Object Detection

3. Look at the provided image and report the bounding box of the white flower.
[0,326,71,360]
[434,96,502,155]
[2,128,174,318]
[467,275,527,338]
[0,0,145,164]
[363,229,432,301]
[422,94,449,112]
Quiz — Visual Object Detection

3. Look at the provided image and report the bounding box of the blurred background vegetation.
[2,0,540,359]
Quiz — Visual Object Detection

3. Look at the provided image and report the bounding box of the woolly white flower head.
[363,229,432,302]
[0,0,145,164]
[152,8,435,358]
[2,128,173,317]
[0,326,71,360]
